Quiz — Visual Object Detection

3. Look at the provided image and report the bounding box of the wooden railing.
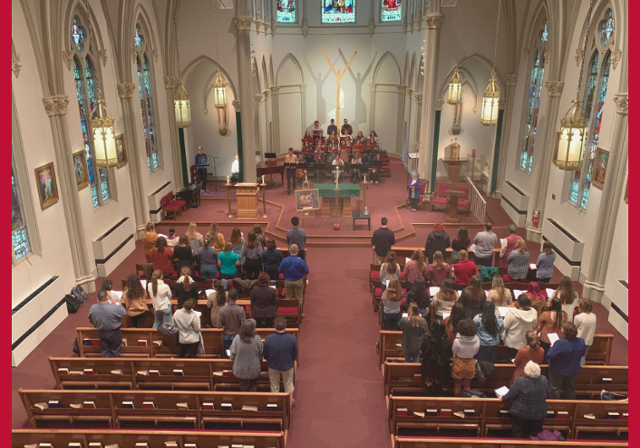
[467,176,486,223]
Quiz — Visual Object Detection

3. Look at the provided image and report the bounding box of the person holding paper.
[499,224,522,268]
[381,277,404,330]
[197,237,218,280]
[458,276,487,320]
[380,251,401,292]
[536,298,567,359]
[217,289,247,353]
[453,250,477,290]
[427,251,452,287]
[230,319,264,391]
[403,249,428,290]
[420,319,452,395]
[473,302,504,363]
[574,299,597,365]
[100,279,119,305]
[550,276,578,322]
[175,266,199,310]
[425,223,450,262]
[500,361,548,438]
[173,235,195,277]
[250,272,277,328]
[171,298,201,358]
[206,280,226,328]
[511,332,544,385]
[398,303,428,362]
[402,279,431,318]
[142,222,159,263]
[472,222,498,267]
[451,318,480,396]
[123,275,149,328]
[535,241,556,283]
[431,279,458,319]
[88,289,127,357]
[151,237,175,278]
[506,239,530,282]
[502,296,538,359]
[546,322,586,399]
[487,276,513,306]
[148,270,172,329]
[444,303,467,344]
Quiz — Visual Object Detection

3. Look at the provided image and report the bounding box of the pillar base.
[525,226,542,243]
[76,273,97,293]
[582,280,605,303]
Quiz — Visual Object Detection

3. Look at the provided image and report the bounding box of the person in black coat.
[420,319,452,396]
[425,223,451,264]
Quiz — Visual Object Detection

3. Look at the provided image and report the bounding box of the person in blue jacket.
[546,321,586,399]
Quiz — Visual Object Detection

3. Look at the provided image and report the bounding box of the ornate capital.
[233,16,253,31]
[42,95,69,117]
[99,49,108,67]
[575,48,584,67]
[163,76,179,89]
[270,86,281,95]
[299,84,307,93]
[614,93,628,115]
[232,100,241,112]
[253,94,263,106]
[611,49,622,70]
[425,14,444,29]
[545,81,565,97]
[505,74,518,86]
[301,25,308,37]
[263,89,271,99]
[271,25,276,36]
[435,98,445,110]
[413,93,423,104]
[153,48,160,64]
[117,83,136,99]
[62,50,73,71]
[402,24,408,35]
[397,85,407,94]
[12,53,21,78]
[368,22,375,37]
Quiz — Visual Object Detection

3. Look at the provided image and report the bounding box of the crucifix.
[322,49,357,125]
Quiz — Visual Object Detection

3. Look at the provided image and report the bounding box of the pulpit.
[442,158,468,182]
[234,183,260,219]
[445,190,464,223]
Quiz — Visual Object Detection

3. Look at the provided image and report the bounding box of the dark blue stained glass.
[71,17,86,52]
[135,24,145,48]
[583,52,600,127]
[85,57,97,111]
[143,55,157,154]
[91,185,98,207]
[569,180,580,204]
[599,9,615,46]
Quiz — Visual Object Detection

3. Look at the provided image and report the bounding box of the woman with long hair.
[230,319,264,391]
[451,318,480,396]
[250,272,277,328]
[444,302,466,344]
[536,298,567,358]
[368,130,380,147]
[173,234,195,275]
[575,298,597,365]
[262,238,284,281]
[205,222,226,252]
[355,130,367,144]
[253,224,266,248]
[380,250,400,291]
[241,230,264,280]
[381,277,404,330]
[149,269,172,328]
[230,227,246,264]
[403,249,428,290]
[171,297,201,358]
[473,301,504,362]
[151,237,175,278]
[175,266,198,309]
[142,222,158,263]
[507,239,530,282]
[503,295,538,359]
[431,278,458,319]
[487,275,512,306]
[427,250,452,287]
[458,275,487,319]
[403,279,430,318]
[218,241,240,280]
[420,319,452,395]
[124,274,149,328]
[551,276,578,322]
[511,331,544,385]
[197,237,218,280]
[450,227,470,264]
[207,280,226,328]
[398,303,428,362]
[536,241,556,284]
[186,222,204,253]
[425,223,450,263]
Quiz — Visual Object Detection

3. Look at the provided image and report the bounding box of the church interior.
[11,0,629,447]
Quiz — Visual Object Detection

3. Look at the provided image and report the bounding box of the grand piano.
[257,163,285,186]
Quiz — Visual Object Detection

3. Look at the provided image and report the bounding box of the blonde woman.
[186,222,204,253]
[403,249,428,289]
[382,277,404,330]
[506,239,530,282]
[142,222,158,263]
[205,222,226,252]
[431,278,458,319]
[380,251,400,291]
[574,298,597,365]
[487,276,513,306]
[398,303,428,362]
[551,276,579,322]
[427,251,452,287]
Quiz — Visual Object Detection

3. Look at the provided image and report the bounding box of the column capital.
[505,73,518,86]
[425,14,444,29]
[12,53,21,78]
[233,16,253,31]
[397,85,407,94]
[611,49,623,70]
[232,100,241,112]
[545,81,565,97]
[435,98,445,110]
[270,86,281,95]
[117,83,136,99]
[614,93,628,115]
[42,95,70,117]
[253,94,263,106]
[413,92,423,104]
[163,76,179,89]
[99,49,108,67]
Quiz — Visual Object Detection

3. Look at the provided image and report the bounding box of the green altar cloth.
[315,183,361,198]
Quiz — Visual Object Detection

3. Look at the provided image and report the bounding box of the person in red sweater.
[453,250,477,291]
[151,237,175,278]
[500,224,522,268]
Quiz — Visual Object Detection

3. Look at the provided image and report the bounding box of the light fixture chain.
[214,0,219,64]
[491,0,502,73]
[83,0,102,92]
[576,0,595,100]
[455,0,463,64]
[173,0,181,79]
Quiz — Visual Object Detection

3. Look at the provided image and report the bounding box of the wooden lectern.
[445,190,464,223]
[442,158,467,182]
[234,183,260,219]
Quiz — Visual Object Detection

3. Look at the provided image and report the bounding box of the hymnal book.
[69,403,83,409]
[122,401,135,409]
[546,410,555,418]
[138,340,149,347]
[607,411,620,419]
[164,442,179,448]
[529,263,537,270]
[413,411,425,418]
[405,257,411,264]
[556,411,569,419]
[152,340,163,347]
[468,244,477,253]
[426,409,437,417]
[173,369,184,376]
[23,444,37,448]
[105,445,120,448]
[121,339,127,347]
[222,370,233,377]
[621,413,629,420]
[140,280,147,289]
[497,307,510,318]
[231,445,244,448]
[546,288,555,297]
[402,313,408,318]
[463,409,475,417]
[135,444,150,448]
[499,409,510,417]
[267,403,278,411]
[548,333,560,347]
[225,349,231,357]
[83,401,96,409]
[205,289,215,297]
[184,444,198,448]
[429,287,440,296]
[395,343,402,350]
[68,443,83,448]
[194,311,202,318]
[440,409,452,417]
[110,291,123,301]
[221,403,233,411]
[202,402,215,410]
[142,401,155,410]
[442,312,450,320]
[83,368,96,375]
[453,411,466,419]
[34,403,48,411]
[413,374,422,382]
[149,370,161,376]
[111,369,123,375]
[137,370,149,376]
[69,370,84,375]
[213,371,223,377]
[396,408,408,416]
[57,368,69,375]
[242,405,258,412]
[48,400,61,408]
[88,443,103,448]
[176,402,189,410]
[584,413,596,419]
[36,444,53,448]
[495,386,509,397]
[601,377,613,384]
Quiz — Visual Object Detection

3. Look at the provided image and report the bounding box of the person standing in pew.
[420,319,452,396]
[175,266,199,310]
[398,303,428,362]
[287,217,307,260]
[402,279,430,318]
[380,251,400,292]
[217,289,246,354]
[472,222,498,267]
[251,272,277,328]
[149,269,173,329]
[262,239,284,282]
[88,289,127,357]
[451,318,480,396]
[371,217,395,263]
[230,319,264,391]
[546,322,586,399]
[502,296,538,360]
[123,275,149,328]
[264,317,298,398]
[427,251,453,288]
[151,237,175,278]
[511,331,544,386]
[453,250,477,291]
[278,244,309,318]
[535,241,556,284]
[536,298,567,360]
[206,280,226,328]
[425,223,450,263]
[431,278,458,320]
[172,297,201,358]
[499,361,548,438]
[381,277,404,330]
[197,237,219,281]
[574,299,597,366]
[473,301,503,363]
[499,224,522,268]
[403,249,428,290]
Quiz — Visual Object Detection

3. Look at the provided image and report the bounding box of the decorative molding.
[499,98,506,110]
[413,93,423,104]
[417,18,422,32]
[575,48,584,67]
[263,22,269,34]
[117,83,136,99]
[611,49,622,70]
[435,98,445,110]
[232,99,241,112]
[233,16,253,31]
[270,86,281,95]
[254,19,262,35]
[402,24,407,35]
[99,49,107,67]
[545,81,565,97]
[12,53,21,78]
[263,89,271,99]
[271,25,276,36]
[368,19,375,36]
[410,22,414,33]
[613,93,628,115]
[163,76,179,89]
[42,95,70,117]
[425,14,444,29]
[505,73,518,86]
[62,51,73,71]
[204,109,208,115]
[397,85,407,94]
[301,19,308,38]
[253,94,263,106]
[153,48,159,63]
[131,48,138,63]
[299,84,307,93]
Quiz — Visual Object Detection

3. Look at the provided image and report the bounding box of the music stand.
[207,156,218,192]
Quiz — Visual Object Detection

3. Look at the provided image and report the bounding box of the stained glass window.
[599,9,615,46]
[134,24,160,172]
[71,16,86,52]
[519,21,547,174]
[322,0,355,23]
[12,150,30,263]
[277,0,296,23]
[381,0,401,22]
[134,24,144,48]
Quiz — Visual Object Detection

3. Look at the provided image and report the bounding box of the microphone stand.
[208,155,219,193]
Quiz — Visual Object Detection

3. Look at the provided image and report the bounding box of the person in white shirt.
[231,155,240,184]
[574,298,597,365]
[148,270,172,328]
[550,276,578,322]
[473,222,498,267]
[171,297,201,358]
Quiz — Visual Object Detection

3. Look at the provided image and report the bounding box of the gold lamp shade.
[481,71,500,126]
[174,81,191,128]
[91,97,118,168]
[213,71,227,109]
[447,68,462,104]
[553,101,588,170]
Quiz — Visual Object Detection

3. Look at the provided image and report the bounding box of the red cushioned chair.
[424,179,453,212]
[380,155,391,177]
[167,191,186,212]
[276,298,301,327]
[161,194,181,220]
[452,183,471,216]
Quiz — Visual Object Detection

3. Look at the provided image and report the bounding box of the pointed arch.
[133,4,159,62]
[372,51,402,85]
[402,51,410,86]
[407,52,417,92]
[261,55,269,90]
[180,55,238,99]
[276,53,305,86]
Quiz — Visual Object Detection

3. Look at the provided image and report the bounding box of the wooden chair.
[454,182,472,215]
[423,179,454,212]
[167,191,186,212]
[161,194,182,220]
[380,154,391,177]
[276,298,301,326]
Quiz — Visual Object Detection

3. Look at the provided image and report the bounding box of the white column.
[270,86,281,153]
[163,76,184,189]
[495,73,518,194]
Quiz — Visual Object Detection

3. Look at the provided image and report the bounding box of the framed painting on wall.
[592,147,609,189]
[34,162,59,209]
[73,149,89,190]
[116,133,128,168]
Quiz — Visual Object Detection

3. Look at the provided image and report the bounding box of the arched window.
[70,15,111,208]
[12,149,30,263]
[134,24,160,173]
[568,7,615,210]
[519,21,548,174]
[277,0,296,23]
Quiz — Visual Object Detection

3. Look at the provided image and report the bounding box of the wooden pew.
[12,429,286,448]
[378,331,613,367]
[388,396,628,439]
[19,389,291,431]
[76,327,300,364]
[382,362,628,399]
[393,436,628,448]
[384,247,502,267]
[49,357,297,392]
